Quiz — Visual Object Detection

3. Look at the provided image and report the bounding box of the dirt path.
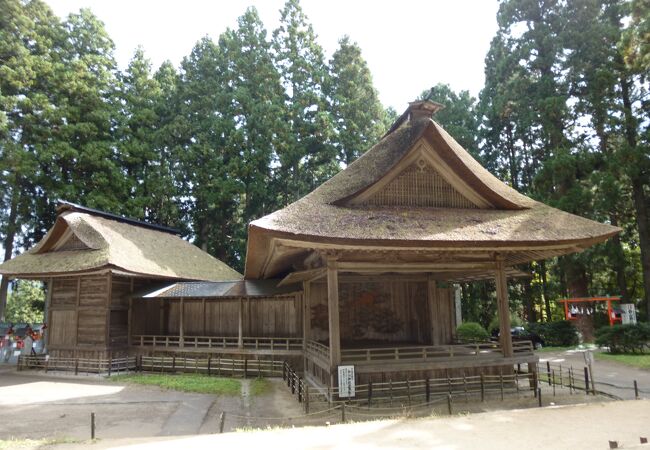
[44,399,650,450]
[0,368,300,441]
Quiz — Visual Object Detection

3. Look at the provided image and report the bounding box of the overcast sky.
[46,0,500,111]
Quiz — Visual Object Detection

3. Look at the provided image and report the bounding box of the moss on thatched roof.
[0,211,242,281]
[245,107,620,278]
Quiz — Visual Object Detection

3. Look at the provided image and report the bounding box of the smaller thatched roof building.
[0,201,241,282]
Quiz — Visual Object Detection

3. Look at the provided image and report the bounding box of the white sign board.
[338,365,355,398]
[621,304,637,325]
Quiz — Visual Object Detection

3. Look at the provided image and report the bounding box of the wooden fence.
[17,355,136,375]
[283,361,539,412]
[138,355,284,377]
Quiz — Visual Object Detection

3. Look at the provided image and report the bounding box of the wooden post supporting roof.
[427,276,440,345]
[238,296,244,348]
[303,281,311,349]
[179,297,184,348]
[495,260,513,357]
[327,257,341,386]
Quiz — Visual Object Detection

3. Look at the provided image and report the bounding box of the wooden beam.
[495,260,513,357]
[327,257,341,385]
[278,268,326,287]
[337,261,497,273]
[427,276,440,345]
[238,296,243,348]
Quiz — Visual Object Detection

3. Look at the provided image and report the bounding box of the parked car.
[511,326,545,350]
[492,326,545,350]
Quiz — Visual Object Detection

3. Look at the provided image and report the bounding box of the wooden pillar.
[75,277,81,346]
[44,277,53,351]
[303,281,311,349]
[238,296,244,348]
[127,297,133,346]
[495,260,513,357]
[105,272,112,348]
[179,297,185,348]
[202,298,206,336]
[327,258,341,385]
[428,276,440,345]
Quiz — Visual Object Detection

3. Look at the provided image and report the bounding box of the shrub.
[456,322,490,343]
[595,324,650,353]
[527,321,579,347]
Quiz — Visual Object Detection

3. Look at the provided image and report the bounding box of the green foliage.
[456,322,490,343]
[6,280,44,324]
[326,35,388,165]
[527,321,579,347]
[595,323,650,353]
[111,373,241,395]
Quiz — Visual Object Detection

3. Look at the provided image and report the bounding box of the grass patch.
[110,373,241,395]
[0,437,81,449]
[536,346,573,353]
[249,377,272,396]
[595,352,650,369]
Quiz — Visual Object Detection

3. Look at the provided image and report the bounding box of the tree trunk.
[609,215,629,301]
[632,177,650,317]
[540,260,551,321]
[0,188,20,321]
[620,74,650,319]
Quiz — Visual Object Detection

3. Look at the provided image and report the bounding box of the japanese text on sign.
[338,365,355,398]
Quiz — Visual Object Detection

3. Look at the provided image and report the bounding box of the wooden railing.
[340,340,534,363]
[132,335,303,351]
[305,340,330,361]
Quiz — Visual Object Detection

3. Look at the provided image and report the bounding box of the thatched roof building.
[245,100,620,279]
[0,201,241,282]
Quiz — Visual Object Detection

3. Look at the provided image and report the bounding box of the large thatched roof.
[245,101,620,279]
[0,203,242,281]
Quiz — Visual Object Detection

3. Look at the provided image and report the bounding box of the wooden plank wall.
[48,274,156,353]
[109,276,153,347]
[134,295,302,338]
[308,276,455,345]
[49,275,108,349]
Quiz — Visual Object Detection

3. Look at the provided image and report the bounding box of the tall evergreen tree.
[419,84,480,158]
[0,0,61,320]
[175,36,239,264]
[272,0,336,203]
[219,7,289,266]
[326,36,387,165]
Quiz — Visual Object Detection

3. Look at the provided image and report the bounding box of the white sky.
[46,0,500,111]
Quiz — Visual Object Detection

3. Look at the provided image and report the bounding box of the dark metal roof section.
[135,279,301,299]
[57,200,180,235]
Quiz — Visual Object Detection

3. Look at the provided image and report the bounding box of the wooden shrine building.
[244,100,620,388]
[0,100,619,390]
[0,201,242,359]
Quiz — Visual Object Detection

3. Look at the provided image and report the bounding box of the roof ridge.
[57,200,180,235]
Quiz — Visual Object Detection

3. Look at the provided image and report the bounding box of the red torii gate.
[557,296,622,327]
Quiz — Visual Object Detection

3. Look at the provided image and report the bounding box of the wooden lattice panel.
[54,233,89,252]
[363,159,477,208]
